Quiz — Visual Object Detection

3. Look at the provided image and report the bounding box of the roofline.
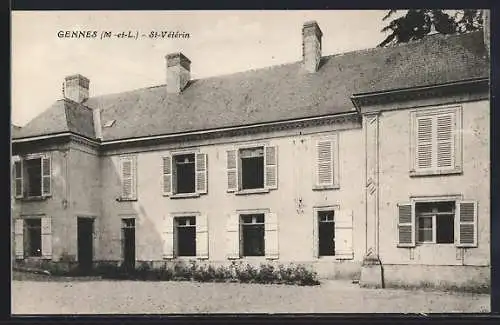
[12,132,100,145]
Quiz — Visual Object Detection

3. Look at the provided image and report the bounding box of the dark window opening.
[176,217,196,257]
[318,210,335,256]
[241,214,265,256]
[240,148,264,190]
[416,201,455,244]
[436,214,454,244]
[174,154,196,194]
[26,158,42,197]
[25,219,42,257]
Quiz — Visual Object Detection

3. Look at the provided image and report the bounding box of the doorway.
[77,217,94,273]
[121,218,136,271]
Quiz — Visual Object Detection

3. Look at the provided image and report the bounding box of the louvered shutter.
[315,139,334,187]
[456,201,478,248]
[264,146,278,190]
[41,217,52,259]
[226,214,240,259]
[265,212,279,259]
[120,157,136,200]
[397,203,415,247]
[335,210,353,259]
[195,153,208,194]
[14,219,24,259]
[416,117,433,170]
[196,214,209,259]
[41,156,51,196]
[436,114,454,168]
[14,160,23,198]
[226,150,238,192]
[162,215,174,259]
[162,155,173,196]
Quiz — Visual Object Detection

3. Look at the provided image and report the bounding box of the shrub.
[193,264,216,282]
[172,260,193,281]
[256,263,275,284]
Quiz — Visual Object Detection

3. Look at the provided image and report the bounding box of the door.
[77,218,94,273]
[122,218,136,271]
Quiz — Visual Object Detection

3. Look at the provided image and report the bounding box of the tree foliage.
[379,9,484,47]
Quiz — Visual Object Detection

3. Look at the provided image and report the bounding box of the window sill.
[409,169,462,177]
[19,195,50,202]
[169,193,201,199]
[116,197,137,202]
[312,184,340,191]
[235,188,270,195]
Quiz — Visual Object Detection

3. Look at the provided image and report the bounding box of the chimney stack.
[166,52,191,94]
[302,21,323,73]
[63,74,90,103]
[483,10,490,58]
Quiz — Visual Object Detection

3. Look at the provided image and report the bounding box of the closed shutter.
[456,200,478,248]
[120,156,136,200]
[315,139,334,187]
[416,116,433,170]
[226,214,240,259]
[436,114,454,168]
[335,210,353,259]
[265,212,279,259]
[195,153,208,194]
[41,156,51,196]
[397,203,415,247]
[226,150,238,192]
[162,215,174,259]
[196,214,209,259]
[14,160,23,198]
[264,146,278,190]
[41,217,52,259]
[14,219,24,259]
[162,155,173,196]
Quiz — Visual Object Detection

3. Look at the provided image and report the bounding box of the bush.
[256,263,275,284]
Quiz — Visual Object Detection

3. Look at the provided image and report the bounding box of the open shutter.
[397,203,415,247]
[195,153,208,194]
[315,139,334,187]
[226,150,238,192]
[265,212,279,259]
[416,116,433,170]
[120,157,136,200]
[162,215,174,259]
[196,214,209,259]
[41,217,52,259]
[14,219,24,259]
[436,113,454,169]
[335,210,353,259]
[264,146,278,190]
[456,200,478,248]
[14,160,23,198]
[41,156,51,196]
[226,213,240,259]
[162,155,173,196]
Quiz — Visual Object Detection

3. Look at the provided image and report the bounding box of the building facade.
[12,20,490,289]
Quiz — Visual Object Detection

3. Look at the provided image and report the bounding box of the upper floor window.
[119,156,137,201]
[13,154,51,199]
[313,134,339,190]
[162,152,207,197]
[410,106,462,176]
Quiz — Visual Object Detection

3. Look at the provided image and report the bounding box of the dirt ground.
[11,279,490,314]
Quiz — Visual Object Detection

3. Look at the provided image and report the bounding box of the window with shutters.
[13,154,52,199]
[410,106,462,176]
[240,214,265,256]
[25,218,42,257]
[162,151,207,197]
[313,135,339,190]
[174,216,196,257]
[313,206,353,259]
[162,213,208,259]
[119,156,137,200]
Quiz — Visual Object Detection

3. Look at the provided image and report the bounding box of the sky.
[11,10,394,127]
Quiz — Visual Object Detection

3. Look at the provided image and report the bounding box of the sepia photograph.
[11,10,490,314]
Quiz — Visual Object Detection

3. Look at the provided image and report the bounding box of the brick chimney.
[63,74,89,103]
[483,9,490,58]
[302,21,323,73]
[166,52,191,94]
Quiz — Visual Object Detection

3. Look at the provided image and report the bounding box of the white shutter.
[264,146,278,190]
[120,156,136,200]
[334,210,353,259]
[456,200,478,248]
[265,212,279,259]
[436,114,454,168]
[315,139,334,187]
[397,203,415,247]
[14,160,23,198]
[41,217,52,259]
[226,150,238,192]
[226,214,240,259]
[195,153,208,194]
[41,156,51,196]
[196,214,209,259]
[162,155,173,196]
[14,219,24,259]
[416,116,433,170]
[162,215,174,259]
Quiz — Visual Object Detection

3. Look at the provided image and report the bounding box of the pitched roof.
[14,31,489,141]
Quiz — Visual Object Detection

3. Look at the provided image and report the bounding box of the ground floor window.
[318,210,335,256]
[24,218,42,257]
[175,216,196,257]
[416,201,454,244]
[240,214,265,256]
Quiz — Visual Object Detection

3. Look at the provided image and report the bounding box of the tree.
[378,9,483,47]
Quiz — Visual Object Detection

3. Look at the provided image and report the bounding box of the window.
[410,106,462,175]
[162,152,207,196]
[226,145,277,193]
[26,158,42,197]
[14,217,52,260]
[313,208,353,259]
[175,217,196,257]
[25,219,42,257]
[313,135,339,190]
[318,210,335,256]
[398,199,478,248]
[240,214,265,256]
[120,156,137,200]
[13,154,51,198]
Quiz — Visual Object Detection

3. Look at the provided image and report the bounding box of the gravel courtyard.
[12,279,489,314]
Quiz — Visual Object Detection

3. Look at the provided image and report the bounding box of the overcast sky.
[11,10,393,127]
